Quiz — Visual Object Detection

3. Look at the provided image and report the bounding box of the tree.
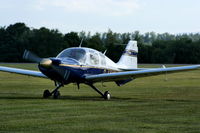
[0,23,31,62]
[64,32,80,47]
[28,27,64,57]
[1,22,200,64]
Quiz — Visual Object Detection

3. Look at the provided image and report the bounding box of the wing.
[119,68,153,71]
[85,65,200,83]
[0,66,47,78]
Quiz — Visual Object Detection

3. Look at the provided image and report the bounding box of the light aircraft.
[0,40,200,100]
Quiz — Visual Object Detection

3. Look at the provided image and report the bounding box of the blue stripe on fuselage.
[123,50,138,57]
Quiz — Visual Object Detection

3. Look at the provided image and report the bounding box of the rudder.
[117,40,138,69]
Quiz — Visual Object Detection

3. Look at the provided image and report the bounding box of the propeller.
[23,50,70,80]
[23,50,42,63]
[23,50,52,67]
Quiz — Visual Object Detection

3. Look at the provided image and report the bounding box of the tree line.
[0,22,200,64]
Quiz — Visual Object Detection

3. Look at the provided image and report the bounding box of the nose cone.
[39,59,52,68]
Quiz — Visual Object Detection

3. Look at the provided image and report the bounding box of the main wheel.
[104,91,111,100]
[43,89,51,98]
[53,91,60,99]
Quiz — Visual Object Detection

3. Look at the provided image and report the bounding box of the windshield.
[57,48,86,63]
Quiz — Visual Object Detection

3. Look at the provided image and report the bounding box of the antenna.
[79,38,84,47]
[103,50,107,55]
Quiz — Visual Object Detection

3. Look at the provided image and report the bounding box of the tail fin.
[117,40,138,69]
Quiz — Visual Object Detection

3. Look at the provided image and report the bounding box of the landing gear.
[104,91,111,100]
[88,84,111,100]
[43,89,51,98]
[43,83,63,99]
[53,91,60,99]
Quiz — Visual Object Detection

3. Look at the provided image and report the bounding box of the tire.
[43,89,51,98]
[53,91,60,99]
[104,91,111,100]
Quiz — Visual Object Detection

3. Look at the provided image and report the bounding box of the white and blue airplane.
[0,40,200,100]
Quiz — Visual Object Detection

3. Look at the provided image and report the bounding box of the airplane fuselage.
[38,47,121,84]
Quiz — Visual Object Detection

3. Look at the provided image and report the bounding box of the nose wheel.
[43,83,63,99]
[53,90,60,99]
[43,89,51,98]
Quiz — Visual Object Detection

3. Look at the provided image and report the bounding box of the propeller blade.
[23,50,42,63]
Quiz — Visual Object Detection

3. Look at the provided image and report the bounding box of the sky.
[0,0,200,34]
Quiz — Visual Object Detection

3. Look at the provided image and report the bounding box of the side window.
[100,53,106,66]
[89,51,99,65]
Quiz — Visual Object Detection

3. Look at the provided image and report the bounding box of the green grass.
[0,64,200,133]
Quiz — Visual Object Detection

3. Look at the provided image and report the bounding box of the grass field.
[0,64,200,133]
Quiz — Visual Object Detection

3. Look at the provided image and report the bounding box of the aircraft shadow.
[0,94,133,101]
[0,94,197,103]
[60,95,133,101]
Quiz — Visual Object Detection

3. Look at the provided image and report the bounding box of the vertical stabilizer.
[117,40,138,69]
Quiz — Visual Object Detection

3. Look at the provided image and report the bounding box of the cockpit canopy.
[57,47,106,66]
[57,48,86,64]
